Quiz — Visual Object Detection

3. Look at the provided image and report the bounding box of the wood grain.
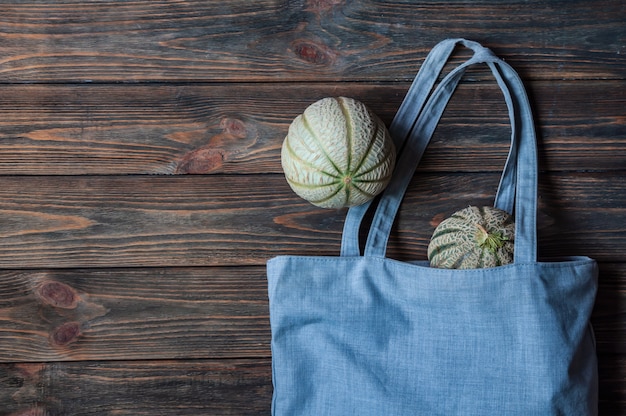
[0,173,621,269]
[0,0,623,413]
[0,0,623,82]
[0,358,273,415]
[598,354,626,414]
[0,262,624,363]
[0,80,624,175]
[0,267,270,362]
[0,356,624,415]
[592,263,626,354]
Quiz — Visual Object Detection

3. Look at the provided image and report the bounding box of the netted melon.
[428,206,515,269]
[281,97,396,209]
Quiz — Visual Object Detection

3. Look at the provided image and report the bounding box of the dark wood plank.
[0,1,623,413]
[592,262,626,355]
[0,1,623,82]
[598,354,626,415]
[392,172,626,262]
[0,358,273,415]
[0,261,622,363]
[0,80,623,175]
[0,267,270,362]
[0,173,621,269]
[0,355,623,415]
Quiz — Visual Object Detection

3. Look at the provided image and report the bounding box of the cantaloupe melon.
[281,97,395,209]
[428,206,515,269]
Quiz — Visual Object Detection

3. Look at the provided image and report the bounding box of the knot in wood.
[220,118,247,139]
[50,322,82,346]
[37,281,78,309]
[430,213,447,228]
[306,0,344,13]
[292,40,336,66]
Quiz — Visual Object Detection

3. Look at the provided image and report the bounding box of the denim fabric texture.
[267,39,598,415]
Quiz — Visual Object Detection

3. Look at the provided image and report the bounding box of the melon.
[281,97,396,209]
[427,206,515,269]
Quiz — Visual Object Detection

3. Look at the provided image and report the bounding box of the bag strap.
[341,39,537,263]
[340,39,460,257]
[340,39,517,257]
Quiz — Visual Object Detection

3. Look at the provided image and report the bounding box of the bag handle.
[339,39,460,258]
[340,39,518,257]
[341,39,538,263]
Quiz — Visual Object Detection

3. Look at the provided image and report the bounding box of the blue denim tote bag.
[267,39,598,415]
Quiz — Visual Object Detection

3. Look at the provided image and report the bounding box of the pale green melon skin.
[427,206,515,269]
[281,97,396,209]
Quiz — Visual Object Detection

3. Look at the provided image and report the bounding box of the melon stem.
[475,223,509,253]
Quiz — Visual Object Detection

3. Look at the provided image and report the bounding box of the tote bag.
[267,38,598,415]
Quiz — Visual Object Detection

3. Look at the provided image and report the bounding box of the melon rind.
[427,206,515,269]
[281,97,396,208]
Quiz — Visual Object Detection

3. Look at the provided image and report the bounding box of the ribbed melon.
[428,206,515,269]
[281,97,396,209]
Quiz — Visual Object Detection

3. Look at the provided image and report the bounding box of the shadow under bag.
[267,38,598,415]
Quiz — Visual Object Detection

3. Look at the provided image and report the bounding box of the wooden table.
[0,1,624,414]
